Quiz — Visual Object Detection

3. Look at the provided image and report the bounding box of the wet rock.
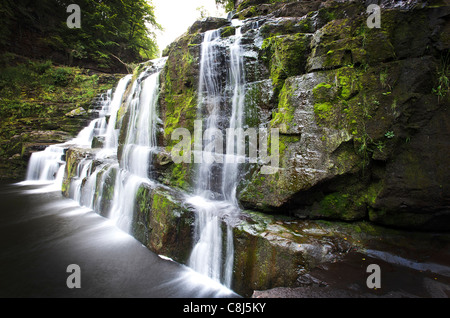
[65,107,88,118]
[133,184,195,264]
[62,147,98,197]
[188,17,231,35]
[239,72,360,212]
[91,136,105,149]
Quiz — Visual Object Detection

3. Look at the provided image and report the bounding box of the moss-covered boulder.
[260,33,312,95]
[238,72,361,213]
[233,2,450,230]
[133,184,196,264]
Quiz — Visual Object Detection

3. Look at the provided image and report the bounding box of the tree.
[215,0,236,12]
[0,0,161,72]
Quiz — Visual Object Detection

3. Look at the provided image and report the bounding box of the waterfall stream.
[24,22,248,291]
[25,63,162,236]
[188,22,245,288]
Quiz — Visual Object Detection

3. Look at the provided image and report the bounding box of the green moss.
[313,82,335,101]
[220,26,236,38]
[319,193,350,217]
[270,79,298,133]
[170,163,189,190]
[261,33,311,96]
[161,34,200,151]
[296,18,314,33]
[314,102,334,121]
[164,88,197,148]
[337,68,359,100]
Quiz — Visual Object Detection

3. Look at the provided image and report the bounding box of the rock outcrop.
[228,0,449,231]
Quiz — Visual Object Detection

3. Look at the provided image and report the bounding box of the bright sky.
[151,0,226,54]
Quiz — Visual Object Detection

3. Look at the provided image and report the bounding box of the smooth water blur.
[0,182,238,298]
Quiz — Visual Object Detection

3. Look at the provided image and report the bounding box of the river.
[0,181,238,298]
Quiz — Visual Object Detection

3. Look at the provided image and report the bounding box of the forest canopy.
[0,0,161,72]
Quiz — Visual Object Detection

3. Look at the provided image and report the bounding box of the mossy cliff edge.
[61,0,450,296]
[0,56,123,180]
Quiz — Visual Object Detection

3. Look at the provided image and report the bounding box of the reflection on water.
[0,182,239,298]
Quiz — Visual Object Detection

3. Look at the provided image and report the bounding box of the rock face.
[60,0,450,296]
[228,0,450,231]
[150,0,450,231]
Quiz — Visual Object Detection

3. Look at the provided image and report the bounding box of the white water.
[25,67,159,235]
[196,29,223,197]
[104,75,133,149]
[25,89,114,185]
[108,70,161,232]
[24,27,248,290]
[26,145,66,182]
[188,23,246,288]
[222,24,245,204]
[67,67,163,233]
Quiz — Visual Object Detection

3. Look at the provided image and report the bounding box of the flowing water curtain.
[104,75,133,149]
[26,146,66,182]
[196,29,224,197]
[222,25,246,204]
[188,24,246,288]
[109,69,163,233]
[65,64,166,234]
[121,71,160,177]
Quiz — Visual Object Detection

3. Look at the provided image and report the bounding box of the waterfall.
[25,89,113,184]
[196,29,223,198]
[108,69,161,232]
[70,65,163,234]
[23,24,248,290]
[104,75,133,150]
[121,71,159,176]
[222,25,245,204]
[25,61,164,235]
[26,145,66,182]
[188,23,245,288]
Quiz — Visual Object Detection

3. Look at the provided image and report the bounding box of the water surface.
[0,182,238,298]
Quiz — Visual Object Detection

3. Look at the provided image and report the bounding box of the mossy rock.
[159,31,202,151]
[0,61,121,180]
[260,33,312,96]
[133,184,195,264]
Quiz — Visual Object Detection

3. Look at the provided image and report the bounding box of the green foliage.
[385,131,395,139]
[52,68,72,87]
[215,0,236,12]
[0,59,116,119]
[0,0,161,69]
[432,52,449,103]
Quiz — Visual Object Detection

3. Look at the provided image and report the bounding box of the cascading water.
[104,74,133,150]
[25,145,66,182]
[188,21,245,289]
[222,24,245,204]
[108,68,161,232]
[25,89,113,186]
[69,62,164,233]
[25,63,163,235]
[24,23,248,291]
